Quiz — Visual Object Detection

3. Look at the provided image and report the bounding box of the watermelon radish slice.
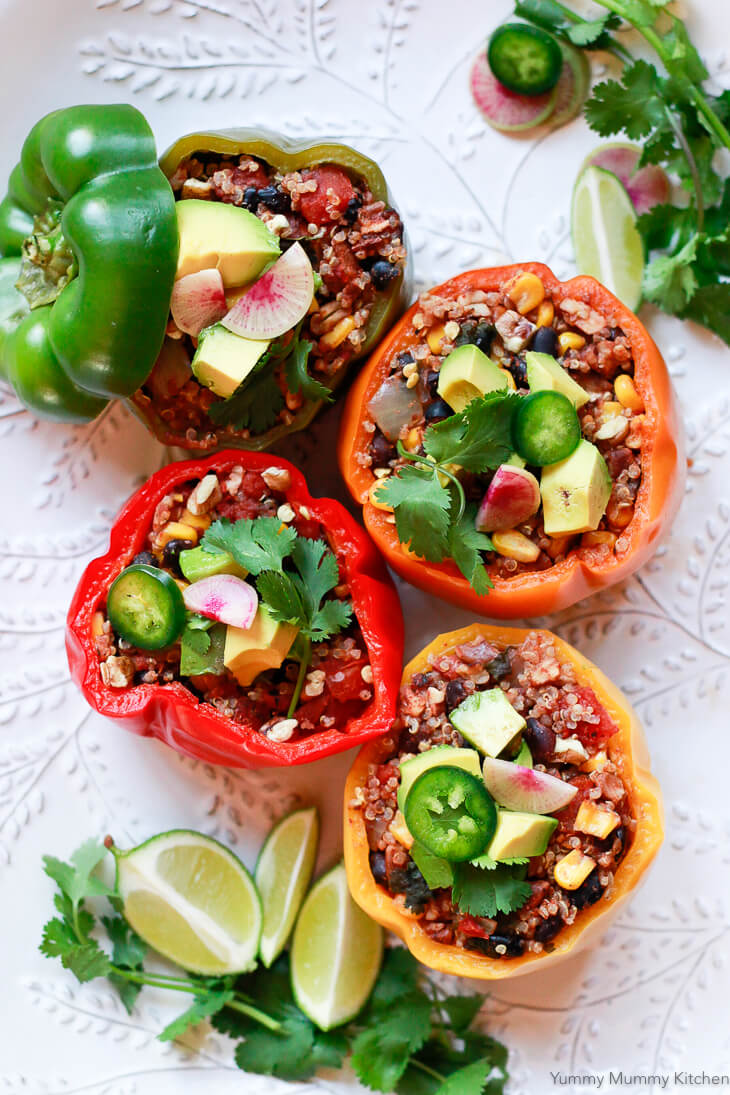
[482,756,578,814]
[171,269,228,337]
[470,52,558,133]
[222,242,314,341]
[548,42,590,132]
[183,574,258,630]
[581,143,670,215]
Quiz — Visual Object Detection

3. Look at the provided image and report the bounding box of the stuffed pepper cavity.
[0,104,177,421]
[344,623,663,980]
[338,263,683,618]
[66,451,404,768]
[130,129,409,451]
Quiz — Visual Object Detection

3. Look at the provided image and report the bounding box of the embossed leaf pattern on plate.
[1,0,729,1091]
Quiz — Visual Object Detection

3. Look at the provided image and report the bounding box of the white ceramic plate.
[1,0,729,1091]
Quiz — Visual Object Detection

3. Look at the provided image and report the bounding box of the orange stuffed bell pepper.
[344,623,662,980]
[338,263,683,618]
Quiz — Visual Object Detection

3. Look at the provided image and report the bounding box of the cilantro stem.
[224,996,283,1032]
[410,1058,447,1083]
[663,104,704,232]
[287,636,311,719]
[396,442,466,523]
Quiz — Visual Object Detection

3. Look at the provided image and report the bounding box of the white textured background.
[0,0,729,1092]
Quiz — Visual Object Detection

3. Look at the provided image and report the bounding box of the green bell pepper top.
[0,104,178,421]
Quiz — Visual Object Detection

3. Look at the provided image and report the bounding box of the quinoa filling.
[94,465,372,744]
[358,632,634,959]
[136,155,406,445]
[364,274,645,578]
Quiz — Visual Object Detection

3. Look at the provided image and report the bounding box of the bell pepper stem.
[288,636,312,718]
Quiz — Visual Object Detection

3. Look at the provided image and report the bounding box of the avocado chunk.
[540,439,612,536]
[525,351,589,408]
[192,324,271,399]
[224,605,299,687]
[176,199,280,287]
[449,689,526,757]
[437,344,508,412]
[488,808,558,860]
[179,545,248,583]
[514,740,533,768]
[397,745,482,814]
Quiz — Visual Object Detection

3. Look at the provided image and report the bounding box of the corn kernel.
[554,849,596,890]
[614,373,644,413]
[91,611,105,638]
[505,272,545,315]
[558,331,586,353]
[575,800,620,840]
[492,529,541,563]
[320,316,355,349]
[544,534,572,560]
[536,299,555,328]
[500,367,517,391]
[403,427,421,452]
[368,479,393,512]
[582,750,608,773]
[582,531,617,549]
[181,509,211,531]
[390,810,414,849]
[157,522,198,547]
[427,325,447,354]
[600,401,623,421]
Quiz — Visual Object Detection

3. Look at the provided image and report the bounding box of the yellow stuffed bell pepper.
[344,623,662,980]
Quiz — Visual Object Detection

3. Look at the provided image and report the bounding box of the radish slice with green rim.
[222,242,314,340]
[183,574,258,629]
[482,756,578,814]
[470,52,558,133]
[171,269,228,337]
[580,143,670,216]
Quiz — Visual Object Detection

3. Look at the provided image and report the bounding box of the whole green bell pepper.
[0,104,178,421]
[130,128,410,452]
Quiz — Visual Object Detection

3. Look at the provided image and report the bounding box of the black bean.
[607,326,623,341]
[412,671,434,689]
[371,260,399,290]
[454,320,477,347]
[256,185,290,213]
[242,186,259,212]
[486,649,512,682]
[162,538,193,575]
[389,861,432,913]
[369,851,387,886]
[132,551,156,568]
[531,326,559,356]
[426,369,440,396]
[507,358,528,387]
[465,933,525,958]
[570,871,604,909]
[424,398,454,423]
[445,679,467,712]
[343,195,362,224]
[371,432,397,468]
[397,351,415,366]
[523,717,556,761]
[473,321,496,355]
[534,915,563,943]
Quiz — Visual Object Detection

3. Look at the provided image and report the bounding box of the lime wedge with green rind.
[291,861,383,1030]
[571,164,645,311]
[256,806,319,967]
[115,829,262,975]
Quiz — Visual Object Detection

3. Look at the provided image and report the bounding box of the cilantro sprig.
[376,392,518,594]
[201,517,353,715]
[40,838,509,1095]
[514,0,730,344]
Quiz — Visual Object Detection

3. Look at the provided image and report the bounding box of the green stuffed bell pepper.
[0,104,177,422]
[130,128,410,452]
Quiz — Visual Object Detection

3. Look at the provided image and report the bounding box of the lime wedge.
[256,806,319,967]
[115,830,262,975]
[571,164,644,311]
[291,862,383,1030]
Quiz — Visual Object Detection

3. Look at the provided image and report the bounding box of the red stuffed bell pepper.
[66,452,404,768]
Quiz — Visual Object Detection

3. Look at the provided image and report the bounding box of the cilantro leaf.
[283,335,331,403]
[39,925,111,983]
[208,360,284,434]
[398,1032,508,1095]
[377,464,451,562]
[180,622,226,677]
[369,947,421,1007]
[452,863,532,918]
[423,393,517,474]
[256,569,306,626]
[441,995,486,1033]
[567,15,617,47]
[43,840,114,908]
[643,235,700,312]
[681,282,730,344]
[585,61,668,138]
[434,1058,494,1095]
[160,989,234,1042]
[514,0,619,51]
[234,1008,317,1081]
[257,537,352,642]
[351,989,433,1092]
[102,914,147,1014]
[447,508,493,596]
[410,843,454,890]
[202,516,297,575]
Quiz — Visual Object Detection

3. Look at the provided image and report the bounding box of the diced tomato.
[292,514,323,540]
[322,240,361,293]
[296,693,329,730]
[216,471,271,520]
[321,657,366,703]
[559,686,618,747]
[298,167,355,225]
[458,915,492,939]
[555,774,593,834]
[232,162,270,190]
